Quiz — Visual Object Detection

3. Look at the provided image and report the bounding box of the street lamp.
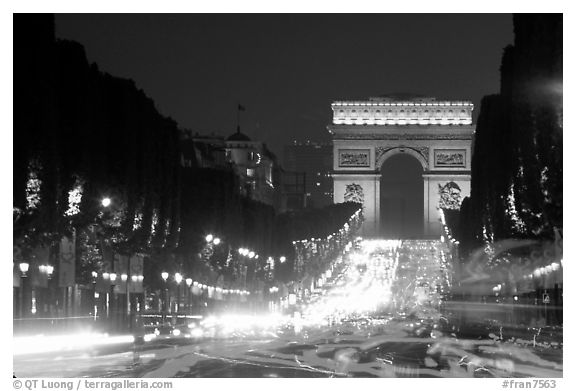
[161,272,169,323]
[280,256,286,263]
[91,271,98,321]
[206,234,214,243]
[109,273,117,330]
[186,278,193,315]
[213,237,221,245]
[174,273,183,314]
[120,272,131,331]
[19,262,29,276]
[18,262,30,318]
[101,197,111,207]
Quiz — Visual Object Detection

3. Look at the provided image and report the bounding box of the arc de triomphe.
[328,97,474,238]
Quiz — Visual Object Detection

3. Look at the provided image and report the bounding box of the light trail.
[13,332,135,356]
[298,239,400,327]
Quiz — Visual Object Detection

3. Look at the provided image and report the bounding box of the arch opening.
[379,153,424,238]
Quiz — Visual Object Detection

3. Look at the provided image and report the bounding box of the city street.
[14,240,563,378]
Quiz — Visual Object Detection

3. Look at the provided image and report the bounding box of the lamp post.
[121,273,129,330]
[186,278,192,315]
[102,272,110,317]
[161,272,169,323]
[109,273,117,331]
[91,271,98,322]
[18,262,29,319]
[174,273,183,314]
[45,265,54,319]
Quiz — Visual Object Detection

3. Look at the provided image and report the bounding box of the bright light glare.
[190,327,203,338]
[13,333,135,356]
[101,197,111,207]
[143,333,156,342]
[298,239,400,327]
[200,313,289,337]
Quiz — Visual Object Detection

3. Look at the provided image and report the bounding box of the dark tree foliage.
[459,14,562,258]
[175,166,276,275]
[14,15,182,283]
[13,15,366,291]
[273,202,362,255]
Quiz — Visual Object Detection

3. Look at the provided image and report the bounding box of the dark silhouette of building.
[283,141,333,209]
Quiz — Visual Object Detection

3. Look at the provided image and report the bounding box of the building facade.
[283,141,333,209]
[225,130,278,207]
[328,97,474,238]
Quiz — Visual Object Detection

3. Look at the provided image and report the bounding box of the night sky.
[55,14,514,158]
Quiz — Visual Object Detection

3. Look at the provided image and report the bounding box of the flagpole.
[237,104,240,134]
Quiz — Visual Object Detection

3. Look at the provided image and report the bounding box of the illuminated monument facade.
[328,97,474,238]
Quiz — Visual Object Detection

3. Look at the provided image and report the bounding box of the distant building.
[328,96,473,237]
[225,129,279,208]
[281,170,307,210]
[283,141,333,209]
[180,130,227,169]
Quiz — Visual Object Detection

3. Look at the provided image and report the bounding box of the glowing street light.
[185,278,193,315]
[174,273,183,314]
[101,197,111,207]
[279,256,286,263]
[18,262,30,318]
[161,272,169,322]
[205,234,214,243]
[19,262,29,276]
[213,237,221,245]
[248,251,255,259]
[108,273,117,323]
